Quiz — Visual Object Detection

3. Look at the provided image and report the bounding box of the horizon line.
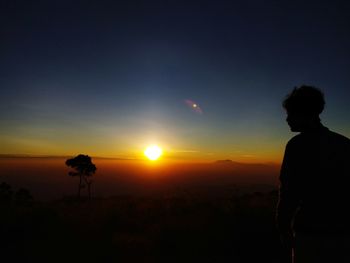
[0,153,280,165]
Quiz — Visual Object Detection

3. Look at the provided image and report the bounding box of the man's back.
[281,125,350,233]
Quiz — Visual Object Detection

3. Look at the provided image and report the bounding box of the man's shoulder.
[287,128,350,144]
[326,130,350,153]
[285,128,350,152]
[286,133,304,147]
[327,129,350,143]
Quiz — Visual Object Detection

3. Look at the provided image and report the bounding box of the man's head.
[283,85,325,132]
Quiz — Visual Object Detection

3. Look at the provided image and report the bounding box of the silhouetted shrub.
[0,182,13,205]
[14,188,33,206]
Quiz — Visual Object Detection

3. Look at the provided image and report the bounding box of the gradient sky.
[1,0,350,162]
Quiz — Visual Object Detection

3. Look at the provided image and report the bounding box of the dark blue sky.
[1,0,350,161]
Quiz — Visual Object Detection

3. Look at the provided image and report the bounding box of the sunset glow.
[2,2,350,262]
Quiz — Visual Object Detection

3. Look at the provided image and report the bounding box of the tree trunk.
[88,182,91,201]
[84,177,92,201]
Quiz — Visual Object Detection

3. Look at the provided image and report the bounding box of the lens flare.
[184,99,203,114]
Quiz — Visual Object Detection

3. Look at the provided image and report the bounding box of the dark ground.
[0,189,284,263]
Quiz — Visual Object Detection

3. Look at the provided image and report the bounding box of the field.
[0,157,283,262]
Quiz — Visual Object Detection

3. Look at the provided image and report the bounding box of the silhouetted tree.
[65,154,96,200]
[0,182,13,205]
[14,188,33,206]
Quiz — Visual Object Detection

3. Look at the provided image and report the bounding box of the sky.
[1,0,350,162]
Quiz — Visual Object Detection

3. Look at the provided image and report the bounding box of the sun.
[144,145,163,161]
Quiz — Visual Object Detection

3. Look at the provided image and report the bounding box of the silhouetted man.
[277,86,350,263]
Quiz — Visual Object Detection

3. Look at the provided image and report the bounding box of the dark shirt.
[277,124,350,234]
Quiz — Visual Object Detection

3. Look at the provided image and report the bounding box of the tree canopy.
[65,154,96,176]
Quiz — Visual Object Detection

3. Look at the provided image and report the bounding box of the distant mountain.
[215,159,242,165]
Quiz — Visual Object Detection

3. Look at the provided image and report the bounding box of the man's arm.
[276,142,300,262]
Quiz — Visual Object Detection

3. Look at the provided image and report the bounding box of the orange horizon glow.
[0,153,282,166]
[0,124,289,164]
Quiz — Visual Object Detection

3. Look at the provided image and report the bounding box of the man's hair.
[283,85,325,115]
